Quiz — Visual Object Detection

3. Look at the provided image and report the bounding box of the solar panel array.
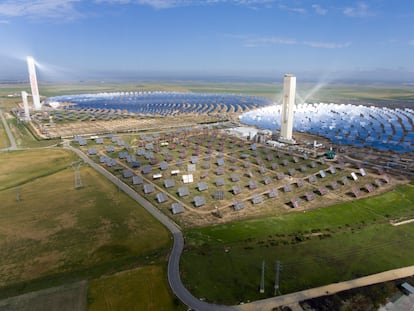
[241,102,414,153]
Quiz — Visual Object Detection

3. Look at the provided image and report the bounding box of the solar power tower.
[279,74,296,144]
[21,91,31,121]
[26,56,41,110]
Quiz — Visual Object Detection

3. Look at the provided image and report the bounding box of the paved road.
[0,109,17,150]
[66,144,236,311]
[236,265,414,311]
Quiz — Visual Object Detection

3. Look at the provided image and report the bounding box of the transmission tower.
[72,161,83,189]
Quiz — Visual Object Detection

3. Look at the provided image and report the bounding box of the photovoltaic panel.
[182,174,194,183]
[122,170,134,178]
[342,176,350,185]
[197,182,208,191]
[263,177,272,185]
[141,165,152,174]
[231,174,240,182]
[215,178,225,187]
[277,172,285,180]
[288,168,296,176]
[194,196,206,207]
[252,195,264,204]
[232,185,242,195]
[330,181,339,190]
[305,191,315,201]
[171,202,185,215]
[217,158,225,166]
[160,161,169,170]
[291,197,300,208]
[215,168,224,175]
[352,187,361,198]
[233,200,245,211]
[318,186,328,196]
[164,179,175,188]
[178,186,190,197]
[351,172,358,181]
[143,184,155,194]
[365,183,375,193]
[156,192,168,203]
[374,179,383,187]
[268,188,278,198]
[214,190,225,200]
[248,180,258,190]
[284,184,292,193]
[132,176,143,185]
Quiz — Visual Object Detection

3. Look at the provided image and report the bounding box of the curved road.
[66,144,236,311]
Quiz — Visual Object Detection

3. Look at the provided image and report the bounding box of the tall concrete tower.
[279,74,296,144]
[21,91,31,122]
[26,56,41,110]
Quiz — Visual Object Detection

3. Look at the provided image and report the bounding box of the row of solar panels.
[241,103,414,153]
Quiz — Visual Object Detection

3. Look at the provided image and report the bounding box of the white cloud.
[278,4,306,14]
[409,40,414,46]
[312,4,327,15]
[303,41,351,49]
[0,0,81,19]
[227,34,351,49]
[96,0,275,9]
[0,20,10,24]
[343,2,373,18]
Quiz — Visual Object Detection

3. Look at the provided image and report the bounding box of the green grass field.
[0,149,171,304]
[181,184,414,304]
[88,265,185,311]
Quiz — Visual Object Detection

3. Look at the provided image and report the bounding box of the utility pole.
[15,187,20,202]
[72,161,83,189]
[274,260,282,296]
[260,260,265,294]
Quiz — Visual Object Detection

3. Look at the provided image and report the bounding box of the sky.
[0,0,414,83]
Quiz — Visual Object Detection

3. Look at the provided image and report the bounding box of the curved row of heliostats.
[48,92,414,153]
[240,103,414,153]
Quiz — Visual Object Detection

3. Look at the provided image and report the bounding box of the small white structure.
[26,56,41,110]
[21,91,31,121]
[182,174,194,184]
[279,74,296,144]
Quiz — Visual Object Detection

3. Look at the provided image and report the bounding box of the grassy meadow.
[181,184,414,304]
[88,265,185,311]
[0,149,172,303]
